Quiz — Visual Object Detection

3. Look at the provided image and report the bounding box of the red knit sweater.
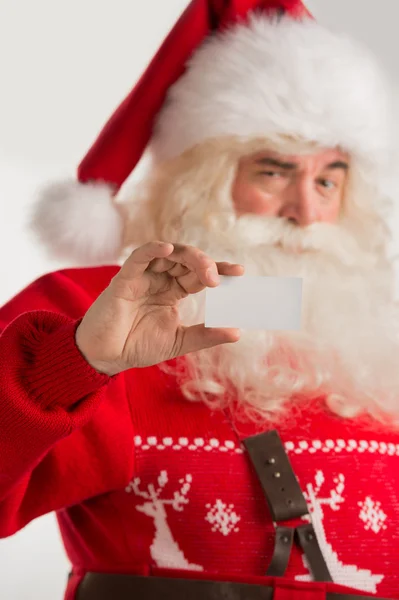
[1,266,399,600]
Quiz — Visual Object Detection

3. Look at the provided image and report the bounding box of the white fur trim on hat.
[29,180,124,265]
[152,16,394,171]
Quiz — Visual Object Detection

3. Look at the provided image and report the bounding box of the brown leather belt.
[76,573,392,600]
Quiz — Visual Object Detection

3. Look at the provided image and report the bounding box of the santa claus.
[1,1,399,599]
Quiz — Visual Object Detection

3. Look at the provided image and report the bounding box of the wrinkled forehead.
[225,137,350,173]
[240,146,350,168]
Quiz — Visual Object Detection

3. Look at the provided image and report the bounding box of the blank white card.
[205,275,302,331]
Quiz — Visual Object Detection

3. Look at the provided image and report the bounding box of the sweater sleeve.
[0,267,135,537]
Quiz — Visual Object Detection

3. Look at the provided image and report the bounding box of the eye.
[259,171,282,178]
[318,178,336,190]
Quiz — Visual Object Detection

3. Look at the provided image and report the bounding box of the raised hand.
[75,241,244,375]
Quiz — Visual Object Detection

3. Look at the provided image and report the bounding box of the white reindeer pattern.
[126,470,203,571]
[296,470,384,593]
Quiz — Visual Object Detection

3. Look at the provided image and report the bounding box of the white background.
[0,1,398,598]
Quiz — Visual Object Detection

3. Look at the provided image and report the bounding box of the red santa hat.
[31,0,394,265]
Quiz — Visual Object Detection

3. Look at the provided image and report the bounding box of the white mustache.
[211,214,375,269]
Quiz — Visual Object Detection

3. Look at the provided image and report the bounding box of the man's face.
[232,148,349,226]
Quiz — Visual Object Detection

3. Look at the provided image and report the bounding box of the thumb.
[176,324,241,357]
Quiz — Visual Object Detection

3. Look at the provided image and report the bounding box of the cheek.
[321,196,343,223]
[232,180,277,216]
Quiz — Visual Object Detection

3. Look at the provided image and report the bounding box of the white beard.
[171,215,399,422]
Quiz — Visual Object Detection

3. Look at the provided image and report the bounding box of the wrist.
[86,359,123,377]
[75,325,123,376]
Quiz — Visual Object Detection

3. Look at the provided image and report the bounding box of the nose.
[279,179,317,227]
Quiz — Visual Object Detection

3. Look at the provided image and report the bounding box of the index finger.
[117,241,174,280]
[165,244,220,287]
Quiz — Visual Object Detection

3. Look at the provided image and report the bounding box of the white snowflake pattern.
[205,499,240,536]
[358,497,387,534]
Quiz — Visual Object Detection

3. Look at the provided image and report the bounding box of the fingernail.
[207,267,220,284]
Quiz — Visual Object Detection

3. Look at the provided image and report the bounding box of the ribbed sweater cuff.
[22,318,110,410]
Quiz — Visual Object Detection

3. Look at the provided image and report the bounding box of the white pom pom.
[29,179,124,265]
